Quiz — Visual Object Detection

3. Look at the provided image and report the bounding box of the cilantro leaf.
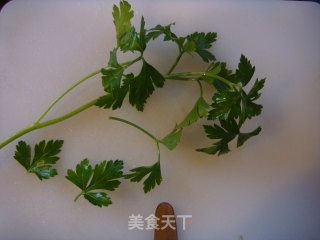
[14,140,64,180]
[66,159,123,207]
[124,162,162,193]
[183,32,217,62]
[112,0,139,52]
[128,59,165,111]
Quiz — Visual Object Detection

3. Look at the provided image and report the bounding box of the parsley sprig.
[0,0,265,207]
[14,140,64,180]
[66,159,123,207]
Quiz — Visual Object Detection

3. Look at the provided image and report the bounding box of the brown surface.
[154,202,178,240]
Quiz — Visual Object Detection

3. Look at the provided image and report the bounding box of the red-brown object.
[154,202,178,240]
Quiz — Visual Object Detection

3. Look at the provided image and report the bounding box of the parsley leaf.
[160,97,209,151]
[235,54,255,86]
[124,161,162,193]
[209,90,242,120]
[206,56,265,125]
[176,97,209,129]
[197,119,238,155]
[147,23,178,42]
[161,128,183,150]
[183,32,217,62]
[201,55,265,154]
[112,0,139,52]
[198,119,262,155]
[95,90,127,110]
[247,78,266,101]
[205,62,235,90]
[97,49,130,110]
[101,49,124,95]
[237,126,262,147]
[139,16,147,52]
[99,56,165,112]
[240,83,264,122]
[66,159,123,207]
[128,59,165,111]
[14,140,64,180]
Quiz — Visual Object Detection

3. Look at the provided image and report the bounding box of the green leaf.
[101,49,124,95]
[161,97,209,151]
[139,16,147,52]
[161,128,182,150]
[207,57,265,124]
[207,62,222,75]
[112,0,139,52]
[84,192,112,207]
[88,160,123,191]
[14,141,31,169]
[14,140,63,180]
[96,74,131,110]
[95,93,124,110]
[177,97,209,129]
[247,78,266,100]
[128,60,165,111]
[66,159,93,190]
[197,119,239,155]
[209,90,242,120]
[66,159,123,207]
[235,54,255,86]
[205,62,235,90]
[237,126,262,147]
[146,23,178,42]
[183,32,217,62]
[239,78,265,124]
[125,162,162,193]
[240,90,263,123]
[199,117,263,155]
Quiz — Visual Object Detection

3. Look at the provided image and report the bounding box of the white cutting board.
[0,1,320,240]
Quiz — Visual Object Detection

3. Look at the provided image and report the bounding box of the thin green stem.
[166,51,184,74]
[1,55,144,151]
[34,56,142,125]
[197,80,203,97]
[165,71,240,89]
[0,99,98,149]
[35,69,101,124]
[74,191,84,202]
[156,141,161,163]
[109,116,159,143]
[121,56,143,68]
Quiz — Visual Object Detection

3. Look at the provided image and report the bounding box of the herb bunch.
[1,0,265,207]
